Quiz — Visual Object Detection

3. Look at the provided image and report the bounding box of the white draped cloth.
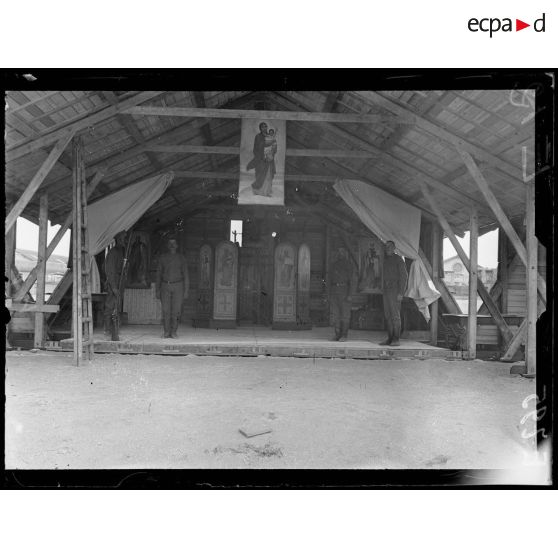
[333,178,440,321]
[87,173,174,292]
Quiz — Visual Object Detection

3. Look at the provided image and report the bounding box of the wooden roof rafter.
[269,91,485,222]
[6,90,166,162]
[357,91,526,184]
[101,91,163,173]
[33,93,259,210]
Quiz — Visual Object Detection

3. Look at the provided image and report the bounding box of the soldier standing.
[380,241,408,346]
[328,247,353,342]
[103,231,127,340]
[156,238,189,339]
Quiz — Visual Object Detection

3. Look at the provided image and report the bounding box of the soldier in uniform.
[103,231,127,339]
[156,238,189,339]
[380,241,408,346]
[328,247,353,342]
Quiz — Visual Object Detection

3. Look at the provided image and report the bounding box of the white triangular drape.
[86,172,174,292]
[333,178,440,321]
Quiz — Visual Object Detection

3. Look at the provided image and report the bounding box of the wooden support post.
[4,218,17,349]
[420,183,514,344]
[501,319,527,361]
[430,224,440,345]
[72,137,84,365]
[499,233,509,314]
[324,224,331,324]
[467,208,478,359]
[5,132,74,233]
[34,193,48,348]
[526,180,537,376]
[5,216,17,296]
[456,146,546,305]
[12,168,107,302]
[418,247,461,314]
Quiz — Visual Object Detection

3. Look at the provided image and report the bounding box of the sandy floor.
[5,351,536,470]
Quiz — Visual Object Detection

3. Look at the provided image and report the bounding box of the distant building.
[443,255,497,295]
[14,248,68,299]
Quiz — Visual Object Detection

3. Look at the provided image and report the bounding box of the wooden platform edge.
[55,339,460,360]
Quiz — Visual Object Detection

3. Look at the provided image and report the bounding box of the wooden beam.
[5,132,74,232]
[121,105,410,124]
[499,233,509,314]
[500,319,527,361]
[47,270,72,306]
[147,145,239,155]
[41,112,240,204]
[418,247,461,314]
[478,280,503,315]
[430,224,440,345]
[172,170,337,182]
[271,92,482,212]
[6,91,164,162]
[286,128,439,222]
[12,168,107,302]
[34,193,48,347]
[360,91,524,183]
[72,136,84,365]
[467,207,478,359]
[420,183,514,344]
[192,91,220,176]
[5,217,17,297]
[322,91,342,112]
[145,144,380,159]
[102,91,162,171]
[455,145,546,305]
[288,148,379,159]
[525,178,537,376]
[6,91,60,114]
[10,303,59,313]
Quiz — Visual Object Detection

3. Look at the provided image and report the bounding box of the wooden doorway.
[238,245,273,325]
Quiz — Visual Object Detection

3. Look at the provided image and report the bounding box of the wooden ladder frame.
[72,136,94,365]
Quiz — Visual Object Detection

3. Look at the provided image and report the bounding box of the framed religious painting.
[357,236,383,294]
[238,118,286,206]
[126,231,151,289]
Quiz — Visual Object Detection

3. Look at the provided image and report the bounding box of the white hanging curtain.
[86,172,174,292]
[333,178,440,321]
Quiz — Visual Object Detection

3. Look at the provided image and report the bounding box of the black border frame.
[2,69,555,489]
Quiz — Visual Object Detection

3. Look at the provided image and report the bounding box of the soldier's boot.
[330,326,341,341]
[103,316,112,340]
[379,324,393,346]
[163,316,171,338]
[391,320,401,346]
[338,321,349,342]
[170,317,179,339]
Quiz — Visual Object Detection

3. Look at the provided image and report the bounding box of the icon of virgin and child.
[246,122,278,197]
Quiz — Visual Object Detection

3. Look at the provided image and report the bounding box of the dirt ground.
[5,351,537,470]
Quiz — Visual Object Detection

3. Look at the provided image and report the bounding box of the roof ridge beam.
[121,105,412,124]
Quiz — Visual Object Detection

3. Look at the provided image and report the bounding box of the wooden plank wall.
[123,284,162,324]
[506,242,546,315]
[131,207,434,331]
